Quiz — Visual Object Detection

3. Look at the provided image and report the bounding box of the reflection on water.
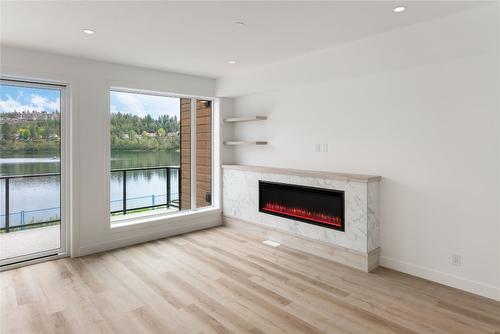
[0,150,179,176]
[1,157,60,164]
[111,150,180,170]
[0,150,181,227]
[0,152,61,176]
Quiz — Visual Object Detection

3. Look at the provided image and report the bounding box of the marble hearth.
[222,165,381,272]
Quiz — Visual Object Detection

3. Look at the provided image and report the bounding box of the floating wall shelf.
[224,115,268,146]
[224,141,268,146]
[224,116,267,123]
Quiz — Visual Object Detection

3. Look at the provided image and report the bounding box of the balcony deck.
[0,225,60,261]
[1,207,181,261]
[1,165,181,262]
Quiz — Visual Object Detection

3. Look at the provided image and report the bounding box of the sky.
[0,84,61,113]
[110,91,180,119]
[0,84,180,119]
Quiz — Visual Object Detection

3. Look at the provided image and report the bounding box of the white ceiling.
[0,1,488,79]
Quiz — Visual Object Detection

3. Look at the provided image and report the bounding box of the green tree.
[38,127,46,139]
[18,128,30,140]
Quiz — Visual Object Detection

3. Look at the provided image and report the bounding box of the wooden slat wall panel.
[180,99,212,209]
[196,101,212,208]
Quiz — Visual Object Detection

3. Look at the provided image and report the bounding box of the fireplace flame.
[262,203,342,227]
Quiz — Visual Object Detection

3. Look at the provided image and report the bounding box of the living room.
[0,1,499,333]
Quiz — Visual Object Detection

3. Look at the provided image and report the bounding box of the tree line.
[110,112,180,151]
[0,112,181,152]
[1,118,60,152]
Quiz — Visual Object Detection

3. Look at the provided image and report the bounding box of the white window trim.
[190,98,197,209]
[110,207,221,232]
[211,99,222,210]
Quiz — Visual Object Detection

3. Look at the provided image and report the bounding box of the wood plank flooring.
[1,226,499,334]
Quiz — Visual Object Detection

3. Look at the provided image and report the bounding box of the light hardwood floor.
[1,226,499,334]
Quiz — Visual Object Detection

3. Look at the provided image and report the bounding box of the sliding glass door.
[0,79,67,266]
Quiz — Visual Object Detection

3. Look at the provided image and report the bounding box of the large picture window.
[110,89,213,223]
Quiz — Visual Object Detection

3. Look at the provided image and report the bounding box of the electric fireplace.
[259,181,345,232]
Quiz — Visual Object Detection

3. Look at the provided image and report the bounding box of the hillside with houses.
[110,112,180,151]
[0,111,60,151]
[0,110,180,152]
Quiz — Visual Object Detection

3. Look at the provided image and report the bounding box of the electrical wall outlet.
[452,254,461,266]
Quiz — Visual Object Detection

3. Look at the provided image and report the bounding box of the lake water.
[0,150,180,228]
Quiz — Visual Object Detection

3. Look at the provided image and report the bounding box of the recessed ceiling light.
[393,6,406,13]
[228,60,236,64]
[82,29,95,35]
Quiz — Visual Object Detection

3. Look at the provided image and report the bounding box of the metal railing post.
[122,170,127,215]
[166,168,171,208]
[178,167,181,210]
[5,177,9,233]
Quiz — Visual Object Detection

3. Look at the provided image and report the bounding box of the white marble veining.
[367,181,381,252]
[223,167,380,253]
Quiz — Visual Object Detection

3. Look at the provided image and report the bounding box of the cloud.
[0,94,21,112]
[111,91,180,119]
[113,91,146,117]
[0,93,60,113]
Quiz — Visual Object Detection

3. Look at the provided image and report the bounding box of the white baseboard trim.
[380,256,500,302]
[79,215,222,257]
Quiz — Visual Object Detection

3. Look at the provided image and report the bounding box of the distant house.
[48,134,59,140]
[167,131,178,137]
[144,132,156,138]
[0,110,60,124]
[121,134,130,140]
[21,110,59,121]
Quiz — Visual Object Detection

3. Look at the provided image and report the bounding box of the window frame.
[108,87,219,228]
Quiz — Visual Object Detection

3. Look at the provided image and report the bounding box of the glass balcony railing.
[0,172,60,233]
[0,165,182,233]
[110,165,181,216]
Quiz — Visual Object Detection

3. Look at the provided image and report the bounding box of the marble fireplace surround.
[222,165,381,272]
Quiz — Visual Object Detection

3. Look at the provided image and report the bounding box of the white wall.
[217,5,500,300]
[1,46,221,257]
[219,98,235,165]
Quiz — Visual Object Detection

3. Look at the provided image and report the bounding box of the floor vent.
[263,240,281,247]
